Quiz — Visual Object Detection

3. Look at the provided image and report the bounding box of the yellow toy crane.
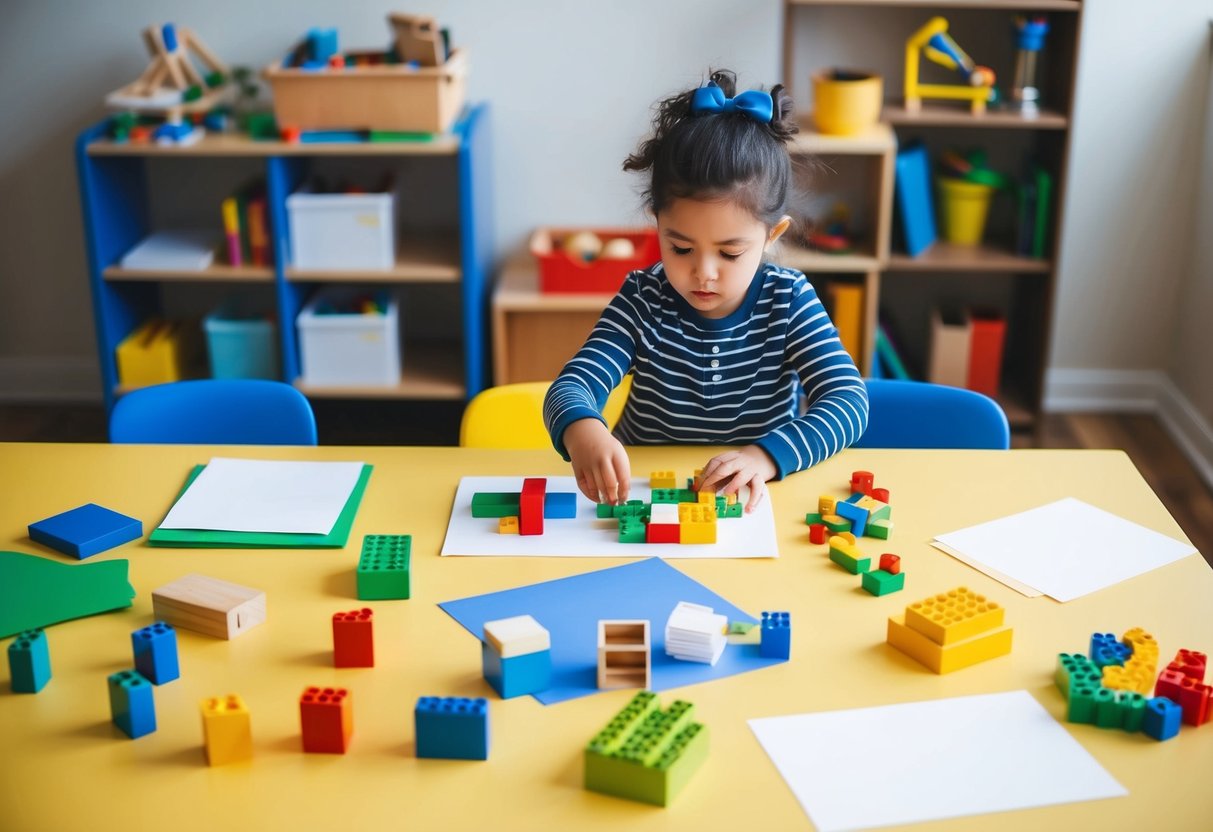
[904,17,996,115]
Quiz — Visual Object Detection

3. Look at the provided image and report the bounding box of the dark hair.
[624,69,798,227]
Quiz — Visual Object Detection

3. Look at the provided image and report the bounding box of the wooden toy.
[151,574,265,640]
[106,23,232,117]
[482,615,551,698]
[598,620,650,689]
[389,14,444,67]
[905,17,996,115]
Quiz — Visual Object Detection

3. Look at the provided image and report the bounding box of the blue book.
[895,141,937,257]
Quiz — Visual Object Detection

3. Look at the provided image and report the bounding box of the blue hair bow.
[690,83,773,124]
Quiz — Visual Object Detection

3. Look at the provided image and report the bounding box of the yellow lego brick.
[724,493,737,506]
[498,516,519,534]
[903,587,1004,645]
[697,490,716,505]
[887,615,1013,674]
[200,694,252,765]
[818,496,837,516]
[1101,665,1154,695]
[678,504,717,544]
[650,471,677,489]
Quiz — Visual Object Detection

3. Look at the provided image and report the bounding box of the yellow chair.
[460,376,633,449]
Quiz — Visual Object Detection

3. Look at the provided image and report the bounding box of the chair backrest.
[460,376,632,449]
[853,379,1010,450]
[109,379,318,445]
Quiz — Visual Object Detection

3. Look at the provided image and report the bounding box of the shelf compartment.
[87,132,460,158]
[293,341,464,400]
[285,233,460,283]
[883,104,1068,130]
[778,244,882,274]
[103,262,275,283]
[790,121,896,156]
[887,243,1050,273]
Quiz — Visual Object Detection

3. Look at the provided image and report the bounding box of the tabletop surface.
[1,442,1210,832]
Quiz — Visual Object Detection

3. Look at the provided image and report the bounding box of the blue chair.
[853,379,1010,450]
[110,380,318,445]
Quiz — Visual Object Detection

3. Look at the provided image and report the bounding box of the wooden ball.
[600,237,637,259]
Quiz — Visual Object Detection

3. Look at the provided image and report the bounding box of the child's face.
[656,197,787,319]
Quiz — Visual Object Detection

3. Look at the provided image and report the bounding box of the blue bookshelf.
[75,104,494,412]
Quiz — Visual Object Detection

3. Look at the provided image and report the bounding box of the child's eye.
[671,245,692,256]
[720,251,743,261]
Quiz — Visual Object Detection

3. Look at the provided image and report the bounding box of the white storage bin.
[296,290,401,386]
[287,186,396,270]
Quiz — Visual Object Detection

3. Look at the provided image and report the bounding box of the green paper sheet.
[148,463,373,548]
[0,550,135,638]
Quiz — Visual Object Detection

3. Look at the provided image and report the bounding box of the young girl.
[543,70,869,512]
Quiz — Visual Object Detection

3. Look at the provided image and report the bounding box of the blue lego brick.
[132,621,179,685]
[759,611,791,660]
[8,629,51,693]
[108,669,156,739]
[415,696,489,760]
[833,499,870,538]
[28,503,142,559]
[544,492,577,519]
[1089,632,1131,668]
[1142,696,1181,741]
[481,642,551,699]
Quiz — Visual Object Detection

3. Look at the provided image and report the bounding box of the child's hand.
[696,445,777,513]
[563,418,631,505]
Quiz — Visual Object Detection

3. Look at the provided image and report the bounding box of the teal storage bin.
[203,309,279,380]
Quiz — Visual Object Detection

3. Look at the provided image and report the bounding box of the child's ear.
[767,215,792,246]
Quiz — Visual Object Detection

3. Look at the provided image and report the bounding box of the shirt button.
[712,374,722,382]
[710,359,719,368]
[711,346,720,354]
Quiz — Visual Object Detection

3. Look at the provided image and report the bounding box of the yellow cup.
[812,70,883,136]
[936,177,995,245]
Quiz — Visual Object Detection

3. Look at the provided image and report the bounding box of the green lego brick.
[1093,687,1120,728]
[1068,683,1098,724]
[597,503,614,519]
[861,569,905,596]
[357,535,411,600]
[804,512,823,526]
[828,546,870,575]
[718,501,743,519]
[617,500,650,519]
[867,518,893,539]
[823,516,851,533]
[584,692,709,807]
[650,489,681,504]
[728,621,755,635]
[618,517,646,544]
[1055,653,1101,700]
[471,492,520,518]
[1119,691,1147,733]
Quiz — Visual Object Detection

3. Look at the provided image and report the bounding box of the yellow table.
[1,443,1210,831]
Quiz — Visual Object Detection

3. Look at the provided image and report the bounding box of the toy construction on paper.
[440,473,779,558]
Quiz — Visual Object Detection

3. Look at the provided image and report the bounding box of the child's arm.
[562,418,631,505]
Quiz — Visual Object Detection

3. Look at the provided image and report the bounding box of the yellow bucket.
[936,178,995,245]
[812,70,883,136]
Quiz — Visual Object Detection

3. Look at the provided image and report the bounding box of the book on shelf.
[220,180,270,267]
[875,323,912,381]
[827,282,864,366]
[966,309,1006,398]
[1015,164,1053,259]
[120,229,217,271]
[928,306,970,388]
[894,140,936,258]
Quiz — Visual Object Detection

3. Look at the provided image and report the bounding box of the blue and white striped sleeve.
[542,271,644,459]
[754,280,869,478]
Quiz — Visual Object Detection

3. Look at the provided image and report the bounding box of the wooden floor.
[2,404,1210,566]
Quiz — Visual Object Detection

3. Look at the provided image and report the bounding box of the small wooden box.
[263,48,468,134]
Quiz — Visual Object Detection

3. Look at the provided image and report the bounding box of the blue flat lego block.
[108,670,156,739]
[760,611,791,660]
[28,503,142,560]
[544,492,577,519]
[415,696,489,760]
[132,622,179,685]
[481,642,551,699]
[8,629,51,693]
[833,500,870,538]
[1142,696,1181,741]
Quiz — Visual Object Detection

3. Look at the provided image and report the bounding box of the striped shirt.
[543,261,869,478]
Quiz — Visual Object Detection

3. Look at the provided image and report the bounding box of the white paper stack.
[664,601,727,666]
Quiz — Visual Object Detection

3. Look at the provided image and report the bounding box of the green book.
[875,325,911,381]
[149,463,373,548]
[1032,167,1053,259]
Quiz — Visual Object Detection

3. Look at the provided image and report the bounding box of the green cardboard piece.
[148,463,373,548]
[0,550,135,637]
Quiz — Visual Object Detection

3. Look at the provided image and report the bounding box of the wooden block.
[152,574,265,639]
[598,620,651,690]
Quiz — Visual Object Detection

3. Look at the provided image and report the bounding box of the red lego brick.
[520,478,546,536]
[871,487,890,503]
[1170,649,1207,681]
[850,471,874,496]
[1158,673,1211,726]
[808,523,828,544]
[333,608,374,668]
[645,523,680,544]
[300,686,353,753]
[879,553,901,575]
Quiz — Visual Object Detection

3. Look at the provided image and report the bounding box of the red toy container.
[531,227,660,294]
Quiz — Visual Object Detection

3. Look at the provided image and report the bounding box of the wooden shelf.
[789,0,1080,10]
[883,104,1068,130]
[887,243,1051,273]
[103,261,274,283]
[790,121,896,156]
[778,244,881,274]
[294,342,464,400]
[286,233,460,283]
[999,393,1036,430]
[87,131,460,157]
[494,256,615,310]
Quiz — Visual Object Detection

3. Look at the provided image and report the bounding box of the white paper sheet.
[749,690,1126,831]
[440,476,779,558]
[933,497,1195,602]
[158,458,364,534]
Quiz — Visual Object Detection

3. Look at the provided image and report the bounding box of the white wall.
[0,0,780,398]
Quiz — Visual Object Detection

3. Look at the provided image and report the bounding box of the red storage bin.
[531,227,660,294]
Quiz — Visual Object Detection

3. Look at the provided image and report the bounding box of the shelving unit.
[782,0,1084,432]
[76,105,493,412]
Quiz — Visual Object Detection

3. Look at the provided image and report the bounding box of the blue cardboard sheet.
[439,558,783,705]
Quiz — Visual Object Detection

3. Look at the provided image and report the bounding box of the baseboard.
[1045,367,1213,491]
[0,357,103,403]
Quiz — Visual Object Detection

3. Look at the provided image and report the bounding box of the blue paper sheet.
[439,558,784,705]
